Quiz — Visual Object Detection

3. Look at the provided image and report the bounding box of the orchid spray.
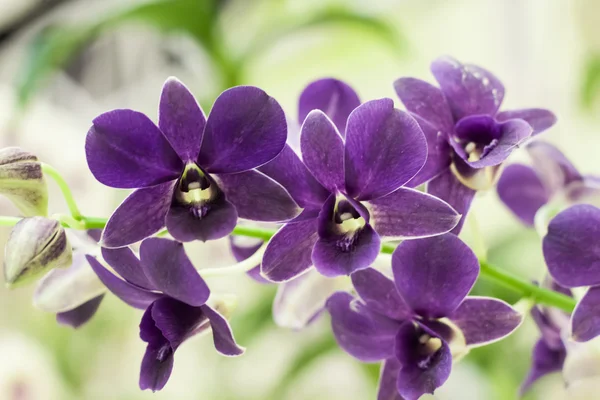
[1,57,589,399]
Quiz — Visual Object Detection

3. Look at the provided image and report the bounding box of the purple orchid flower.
[230,78,363,283]
[326,234,523,400]
[394,56,555,232]
[543,204,600,342]
[86,78,300,248]
[260,96,461,281]
[87,237,243,391]
[498,141,600,226]
[521,278,571,395]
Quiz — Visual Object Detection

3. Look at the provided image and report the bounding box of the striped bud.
[4,217,72,287]
[0,147,48,216]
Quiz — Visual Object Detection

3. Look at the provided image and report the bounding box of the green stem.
[479,260,575,312]
[41,163,83,219]
[232,225,277,241]
[78,216,111,230]
[0,214,577,312]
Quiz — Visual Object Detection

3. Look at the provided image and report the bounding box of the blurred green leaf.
[18,0,216,106]
[581,54,600,109]
[360,362,381,384]
[230,284,277,344]
[241,6,404,65]
[268,332,338,399]
[472,229,542,303]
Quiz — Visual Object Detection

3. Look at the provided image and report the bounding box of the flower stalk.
[41,163,82,219]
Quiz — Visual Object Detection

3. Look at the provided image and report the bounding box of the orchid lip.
[453,115,501,163]
[332,196,366,235]
[324,195,370,253]
[418,333,443,357]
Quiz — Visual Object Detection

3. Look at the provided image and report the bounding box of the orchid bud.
[0,147,48,217]
[3,217,72,287]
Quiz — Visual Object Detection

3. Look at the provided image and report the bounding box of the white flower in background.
[0,332,65,400]
[562,335,600,399]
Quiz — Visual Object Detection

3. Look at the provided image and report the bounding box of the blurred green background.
[1,0,599,399]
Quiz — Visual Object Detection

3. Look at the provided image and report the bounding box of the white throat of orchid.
[177,163,215,205]
[333,195,366,235]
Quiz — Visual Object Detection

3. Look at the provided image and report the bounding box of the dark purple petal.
[102,180,175,248]
[298,78,360,134]
[258,144,330,208]
[430,56,504,119]
[452,115,532,168]
[497,164,549,226]
[527,141,583,194]
[368,187,460,240]
[151,297,208,348]
[449,297,523,346]
[201,305,244,356]
[56,295,104,328]
[377,358,404,400]
[139,344,174,392]
[158,78,206,161]
[496,108,557,136]
[392,234,479,318]
[140,302,164,345]
[198,86,287,174]
[543,204,600,287]
[166,193,238,243]
[313,223,381,277]
[427,168,476,234]
[344,99,427,200]
[215,170,301,222]
[139,303,174,392]
[261,215,319,282]
[273,269,345,329]
[351,268,412,321]
[101,246,154,290]
[520,339,566,395]
[87,255,161,309]
[300,110,345,192]
[395,321,452,400]
[326,292,400,362]
[393,77,454,133]
[85,110,182,188]
[87,229,102,243]
[572,286,600,342]
[406,117,452,187]
[139,238,210,307]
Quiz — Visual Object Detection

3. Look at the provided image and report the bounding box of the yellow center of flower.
[178,163,215,205]
[419,334,443,354]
